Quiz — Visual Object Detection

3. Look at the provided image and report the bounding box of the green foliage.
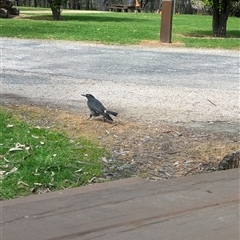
[201,0,212,7]
[47,0,67,10]
[0,109,108,200]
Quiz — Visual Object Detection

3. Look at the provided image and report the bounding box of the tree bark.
[85,0,90,10]
[48,0,62,20]
[51,7,61,20]
[212,0,231,37]
[98,0,107,11]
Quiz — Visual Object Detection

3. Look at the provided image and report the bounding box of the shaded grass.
[0,9,239,48]
[0,109,108,200]
[17,6,50,11]
[171,15,240,48]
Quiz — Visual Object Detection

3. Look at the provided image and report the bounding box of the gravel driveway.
[2,38,239,126]
[1,38,239,179]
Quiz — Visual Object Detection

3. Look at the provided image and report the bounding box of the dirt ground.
[2,103,239,181]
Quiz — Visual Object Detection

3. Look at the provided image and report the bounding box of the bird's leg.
[87,114,92,120]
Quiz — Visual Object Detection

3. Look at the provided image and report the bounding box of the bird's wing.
[88,99,106,114]
[88,99,113,121]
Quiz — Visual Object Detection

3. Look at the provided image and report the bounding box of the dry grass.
[3,104,239,180]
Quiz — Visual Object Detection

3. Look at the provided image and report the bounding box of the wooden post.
[160,0,174,43]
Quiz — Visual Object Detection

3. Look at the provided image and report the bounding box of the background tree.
[203,0,239,37]
[47,0,65,20]
[212,0,231,37]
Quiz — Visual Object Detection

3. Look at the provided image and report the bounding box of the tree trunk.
[44,0,48,8]
[98,0,107,11]
[48,0,62,20]
[212,0,231,37]
[51,6,61,20]
[86,0,89,10]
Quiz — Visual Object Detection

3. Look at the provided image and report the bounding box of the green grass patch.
[0,9,239,49]
[0,109,108,200]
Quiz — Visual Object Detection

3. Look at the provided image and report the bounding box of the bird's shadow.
[89,117,115,124]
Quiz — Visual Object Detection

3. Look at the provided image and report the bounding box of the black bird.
[82,94,118,121]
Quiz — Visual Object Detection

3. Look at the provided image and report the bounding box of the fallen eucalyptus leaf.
[31,135,39,139]
[15,143,26,148]
[6,167,18,175]
[9,147,23,152]
[88,177,97,183]
[17,181,29,186]
[3,157,9,162]
[34,183,42,186]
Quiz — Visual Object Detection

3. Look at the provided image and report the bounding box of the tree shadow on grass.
[183,30,240,38]
[22,14,146,23]
[63,14,145,22]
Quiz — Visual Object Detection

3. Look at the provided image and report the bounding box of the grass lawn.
[0,8,239,49]
[0,108,108,200]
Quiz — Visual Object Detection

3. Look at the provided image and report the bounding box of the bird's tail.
[102,112,113,121]
[106,110,118,116]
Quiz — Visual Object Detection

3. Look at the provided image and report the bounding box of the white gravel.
[3,73,239,125]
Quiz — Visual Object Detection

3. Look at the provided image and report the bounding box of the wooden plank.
[1,169,239,240]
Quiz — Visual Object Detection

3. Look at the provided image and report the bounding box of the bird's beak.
[81,94,86,97]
